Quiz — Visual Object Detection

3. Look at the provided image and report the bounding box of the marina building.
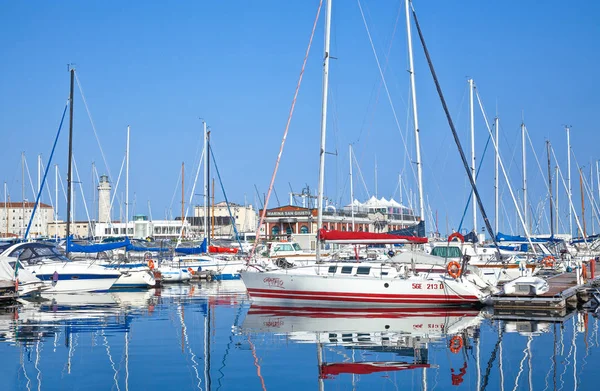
[192,201,257,237]
[259,196,420,240]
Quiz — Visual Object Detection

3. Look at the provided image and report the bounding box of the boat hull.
[241,269,485,308]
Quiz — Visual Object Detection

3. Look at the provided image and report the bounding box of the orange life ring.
[542,256,555,268]
[449,335,464,354]
[187,267,194,275]
[448,232,465,243]
[447,261,462,279]
[148,259,155,270]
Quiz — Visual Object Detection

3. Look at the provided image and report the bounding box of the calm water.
[0,281,598,390]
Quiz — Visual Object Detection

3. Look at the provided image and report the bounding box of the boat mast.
[3,182,7,238]
[566,125,572,237]
[203,120,208,242]
[55,164,58,241]
[580,168,586,237]
[66,67,74,256]
[316,0,332,261]
[469,79,476,234]
[405,0,425,223]
[181,162,185,238]
[494,116,499,234]
[349,144,355,230]
[21,152,25,238]
[125,125,130,238]
[521,122,528,232]
[207,130,211,246]
[547,141,554,237]
[556,165,559,233]
[37,154,41,237]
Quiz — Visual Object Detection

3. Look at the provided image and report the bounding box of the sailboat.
[241,0,492,307]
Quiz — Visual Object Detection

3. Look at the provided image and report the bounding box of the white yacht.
[0,242,122,293]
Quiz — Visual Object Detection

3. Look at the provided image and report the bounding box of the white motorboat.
[171,254,245,280]
[0,242,122,293]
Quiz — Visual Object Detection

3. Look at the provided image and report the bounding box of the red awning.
[318,229,428,244]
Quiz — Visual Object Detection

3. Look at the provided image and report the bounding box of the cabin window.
[341,266,353,274]
[356,267,371,275]
[328,266,337,273]
[430,246,462,258]
[300,225,309,234]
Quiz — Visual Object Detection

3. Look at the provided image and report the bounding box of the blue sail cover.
[67,237,131,253]
[388,221,426,238]
[175,238,208,255]
[571,234,600,244]
[126,243,171,252]
[495,232,558,243]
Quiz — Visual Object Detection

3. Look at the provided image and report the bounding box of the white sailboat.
[241,0,492,308]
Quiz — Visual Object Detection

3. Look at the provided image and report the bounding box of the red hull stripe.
[247,290,479,303]
[247,288,478,301]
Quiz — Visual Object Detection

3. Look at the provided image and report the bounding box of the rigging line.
[410,4,500,253]
[457,133,492,233]
[74,71,113,181]
[356,0,418,187]
[249,0,324,260]
[57,169,68,204]
[210,146,244,251]
[352,152,371,198]
[525,128,551,200]
[169,166,183,215]
[72,156,93,229]
[23,102,68,240]
[176,146,205,245]
[550,146,588,245]
[571,150,600,230]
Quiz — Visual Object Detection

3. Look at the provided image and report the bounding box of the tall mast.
[203,120,208,241]
[521,122,528,232]
[21,152,25,238]
[349,144,355,230]
[316,0,332,261]
[547,141,554,237]
[207,130,211,246]
[4,182,7,238]
[555,165,559,233]
[494,116,499,234]
[37,154,41,237]
[125,125,130,237]
[181,162,185,238]
[580,168,586,237]
[66,67,74,256]
[55,164,58,240]
[405,0,425,222]
[566,125,572,237]
[468,79,477,233]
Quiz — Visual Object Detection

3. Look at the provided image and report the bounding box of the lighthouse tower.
[98,174,111,223]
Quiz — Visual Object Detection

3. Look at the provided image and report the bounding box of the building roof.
[0,202,53,209]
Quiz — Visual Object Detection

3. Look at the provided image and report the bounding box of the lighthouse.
[98,174,111,223]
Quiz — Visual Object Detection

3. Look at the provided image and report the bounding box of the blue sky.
[1,0,598,237]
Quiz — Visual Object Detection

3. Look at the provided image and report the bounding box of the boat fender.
[148,259,155,270]
[449,335,463,353]
[447,261,462,279]
[541,256,555,268]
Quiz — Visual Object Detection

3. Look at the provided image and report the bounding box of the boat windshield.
[430,246,462,258]
[8,245,69,265]
[292,243,302,251]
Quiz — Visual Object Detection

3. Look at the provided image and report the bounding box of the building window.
[341,226,346,232]
[285,227,292,235]
[300,225,309,234]
[271,226,280,236]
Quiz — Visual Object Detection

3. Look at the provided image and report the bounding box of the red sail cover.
[208,246,239,254]
[320,362,430,378]
[318,229,428,244]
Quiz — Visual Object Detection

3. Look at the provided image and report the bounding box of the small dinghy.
[503,276,549,296]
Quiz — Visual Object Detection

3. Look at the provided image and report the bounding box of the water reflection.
[0,283,599,390]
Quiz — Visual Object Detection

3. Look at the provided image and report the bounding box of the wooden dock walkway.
[491,272,588,310]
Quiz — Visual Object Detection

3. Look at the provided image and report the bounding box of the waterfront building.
[1,202,54,238]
